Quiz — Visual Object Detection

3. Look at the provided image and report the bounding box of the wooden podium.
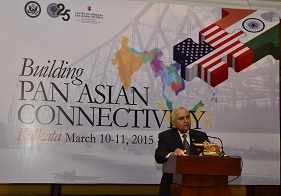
[163,155,241,196]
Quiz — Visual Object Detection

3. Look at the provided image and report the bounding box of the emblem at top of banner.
[24,1,41,18]
[47,3,71,21]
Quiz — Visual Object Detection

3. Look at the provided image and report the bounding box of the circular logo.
[242,18,265,33]
[47,3,60,18]
[24,1,41,18]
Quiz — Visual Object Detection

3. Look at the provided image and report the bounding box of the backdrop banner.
[0,0,279,184]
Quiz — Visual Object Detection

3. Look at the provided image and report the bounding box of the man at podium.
[154,107,219,196]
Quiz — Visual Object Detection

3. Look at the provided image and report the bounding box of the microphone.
[189,131,227,157]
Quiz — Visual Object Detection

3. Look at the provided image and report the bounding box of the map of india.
[112,36,185,110]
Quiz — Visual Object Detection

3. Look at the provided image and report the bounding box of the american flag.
[173,9,279,87]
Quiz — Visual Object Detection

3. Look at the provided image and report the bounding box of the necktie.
[182,134,190,155]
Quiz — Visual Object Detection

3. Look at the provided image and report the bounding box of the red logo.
[87,6,91,11]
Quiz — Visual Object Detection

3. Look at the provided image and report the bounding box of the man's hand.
[171,148,186,156]
[209,144,220,153]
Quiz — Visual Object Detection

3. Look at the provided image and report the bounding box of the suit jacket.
[154,128,209,196]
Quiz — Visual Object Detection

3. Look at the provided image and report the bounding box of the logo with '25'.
[47,3,70,21]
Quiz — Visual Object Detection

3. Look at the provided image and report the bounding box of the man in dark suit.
[154,107,219,196]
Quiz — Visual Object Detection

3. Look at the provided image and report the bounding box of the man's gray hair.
[170,107,187,122]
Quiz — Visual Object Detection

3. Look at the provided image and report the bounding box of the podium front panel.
[163,155,241,176]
